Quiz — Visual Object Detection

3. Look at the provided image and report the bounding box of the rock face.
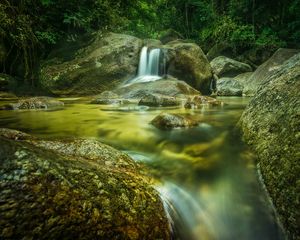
[0,129,170,239]
[217,78,243,96]
[210,56,252,78]
[40,32,143,96]
[151,113,199,129]
[114,77,199,100]
[138,94,180,107]
[239,53,300,239]
[243,48,299,96]
[0,97,64,110]
[163,41,212,94]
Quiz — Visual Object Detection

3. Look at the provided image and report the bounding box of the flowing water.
[0,97,284,240]
[126,46,163,85]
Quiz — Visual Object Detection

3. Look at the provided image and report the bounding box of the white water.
[126,46,163,85]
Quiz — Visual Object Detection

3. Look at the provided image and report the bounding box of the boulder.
[217,78,243,96]
[138,94,181,107]
[0,129,170,239]
[239,53,300,239]
[40,32,143,96]
[159,29,183,44]
[243,48,299,96]
[114,77,199,100]
[0,97,64,110]
[163,41,212,94]
[184,96,223,109]
[210,56,252,78]
[151,113,199,129]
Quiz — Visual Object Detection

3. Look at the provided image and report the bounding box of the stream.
[0,97,285,240]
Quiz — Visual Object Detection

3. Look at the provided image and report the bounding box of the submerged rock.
[40,32,142,96]
[184,96,223,109]
[239,53,300,239]
[0,97,64,110]
[210,56,252,78]
[151,113,199,129]
[138,94,181,107]
[0,129,171,239]
[243,48,299,96]
[115,77,199,100]
[163,41,212,94]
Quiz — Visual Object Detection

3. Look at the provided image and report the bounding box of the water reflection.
[0,97,284,239]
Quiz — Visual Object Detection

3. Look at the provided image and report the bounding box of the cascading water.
[125,46,164,85]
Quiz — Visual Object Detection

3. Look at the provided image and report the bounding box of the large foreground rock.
[239,53,300,239]
[40,32,142,96]
[114,77,199,100]
[163,41,212,94]
[243,48,299,96]
[210,56,252,78]
[0,129,170,239]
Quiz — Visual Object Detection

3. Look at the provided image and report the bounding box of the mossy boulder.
[243,48,299,96]
[40,32,143,96]
[0,129,170,239]
[239,53,300,239]
[163,41,212,94]
[159,29,183,44]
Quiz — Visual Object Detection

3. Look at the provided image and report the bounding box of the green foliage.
[0,0,299,84]
[255,28,286,49]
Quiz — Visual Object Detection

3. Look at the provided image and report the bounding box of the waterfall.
[125,46,163,85]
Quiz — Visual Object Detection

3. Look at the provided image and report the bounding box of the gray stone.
[210,56,252,78]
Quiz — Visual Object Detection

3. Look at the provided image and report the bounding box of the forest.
[1,0,300,84]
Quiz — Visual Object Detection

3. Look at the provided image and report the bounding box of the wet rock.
[0,129,171,239]
[151,113,199,129]
[40,32,142,96]
[206,42,233,61]
[138,94,181,107]
[239,53,300,239]
[115,77,199,100]
[184,96,223,109]
[210,56,252,78]
[0,97,64,110]
[243,48,299,96]
[217,78,243,96]
[163,41,212,94]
